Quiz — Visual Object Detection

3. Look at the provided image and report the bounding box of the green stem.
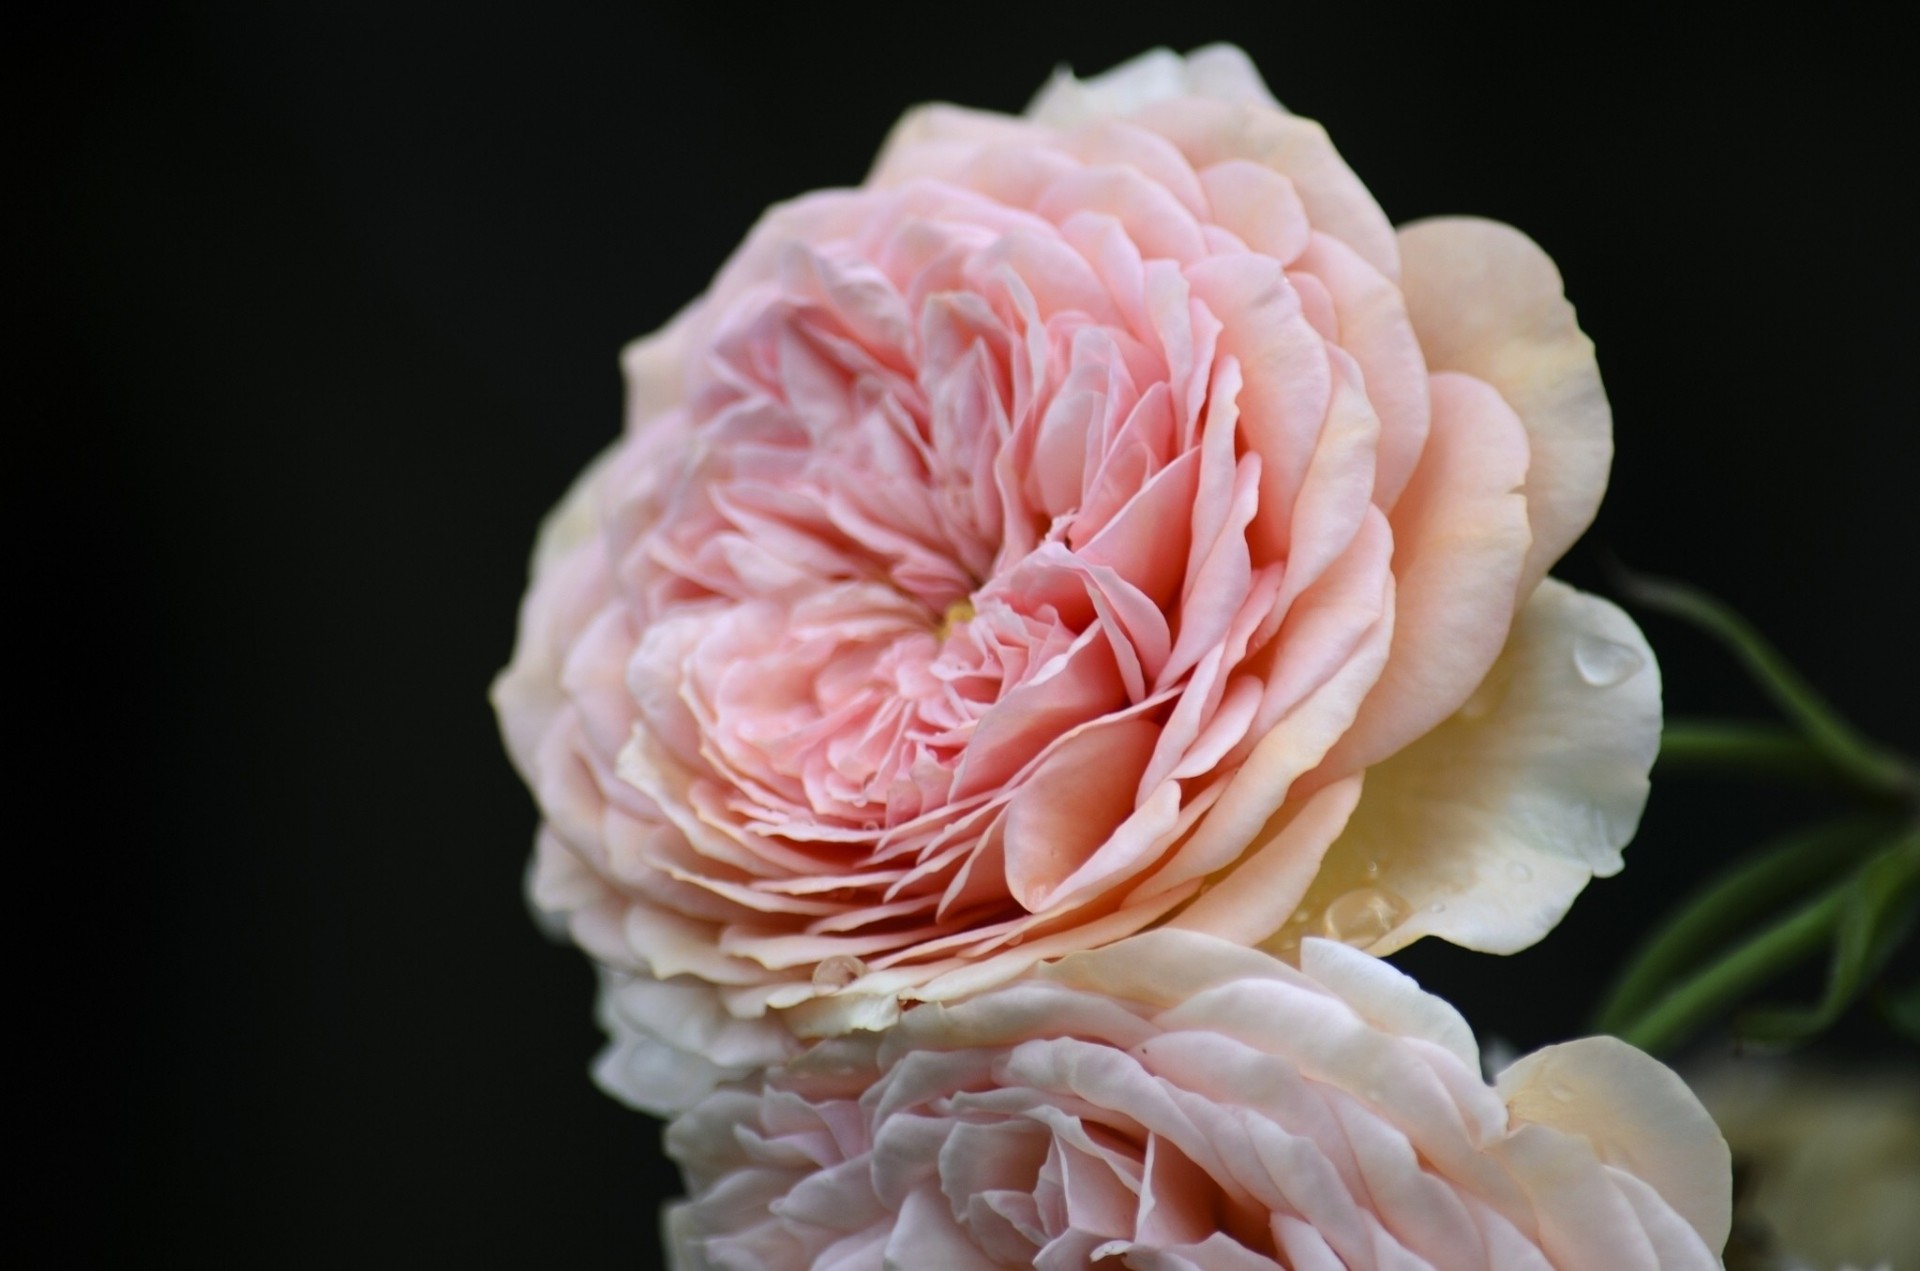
[1616,879,1850,1056]
[1656,720,1846,786]
[1613,569,1914,802]
[1594,815,1890,1034]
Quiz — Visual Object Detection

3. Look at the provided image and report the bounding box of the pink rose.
[494,46,1660,1110]
[666,931,1730,1269]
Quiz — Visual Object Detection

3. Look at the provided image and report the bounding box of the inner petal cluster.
[612,173,1289,969]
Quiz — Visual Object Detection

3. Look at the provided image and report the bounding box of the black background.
[32,4,1918,1265]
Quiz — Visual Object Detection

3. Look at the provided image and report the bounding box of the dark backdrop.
[33,4,1918,1265]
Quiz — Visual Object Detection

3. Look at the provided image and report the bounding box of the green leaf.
[1593,816,1895,1035]
[1738,828,1920,1044]
[1610,568,1913,801]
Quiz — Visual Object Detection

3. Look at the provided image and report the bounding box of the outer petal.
[1287,579,1660,956]
[620,303,696,427]
[592,969,799,1116]
[1397,217,1612,594]
[867,103,1041,187]
[1025,45,1280,126]
[1041,926,1300,1013]
[488,446,616,779]
[1498,1036,1733,1258]
[1313,370,1532,779]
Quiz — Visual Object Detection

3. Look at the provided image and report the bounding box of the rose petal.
[1025,44,1281,127]
[1165,776,1364,947]
[1312,369,1531,778]
[1497,1036,1732,1258]
[1397,216,1612,595]
[1297,579,1660,955]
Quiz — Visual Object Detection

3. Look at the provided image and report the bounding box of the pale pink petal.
[1198,161,1310,265]
[665,932,1728,1268]
[1289,232,1431,508]
[1003,718,1160,909]
[1165,775,1364,946]
[1025,45,1281,128]
[1398,216,1612,594]
[867,103,1042,187]
[1135,98,1399,280]
[1313,370,1531,779]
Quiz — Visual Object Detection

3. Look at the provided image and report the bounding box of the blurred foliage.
[1595,572,1920,1056]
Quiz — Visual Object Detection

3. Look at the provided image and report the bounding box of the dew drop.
[1572,634,1644,687]
[812,955,866,989]
[861,820,880,833]
[1547,1080,1576,1102]
[1428,902,1446,914]
[1320,887,1411,947]
[1506,861,1533,883]
[1363,859,1382,881]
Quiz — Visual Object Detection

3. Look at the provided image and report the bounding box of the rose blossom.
[666,931,1730,1269]
[493,45,1661,1110]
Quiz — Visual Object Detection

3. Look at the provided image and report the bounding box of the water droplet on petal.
[812,955,866,989]
[1363,859,1381,880]
[1573,634,1644,687]
[1428,902,1446,914]
[1547,1080,1576,1102]
[1506,861,1533,883]
[1321,887,1410,947]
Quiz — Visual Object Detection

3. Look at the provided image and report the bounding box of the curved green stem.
[1612,569,1914,802]
[1594,815,1891,1034]
[1616,879,1850,1057]
[1739,828,1920,1043]
[1656,720,1847,786]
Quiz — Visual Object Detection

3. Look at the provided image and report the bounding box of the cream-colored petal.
[1025,45,1279,128]
[1498,1036,1732,1258]
[1286,579,1660,956]
[619,303,696,427]
[1397,217,1611,595]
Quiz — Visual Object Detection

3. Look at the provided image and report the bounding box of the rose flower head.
[493,46,1661,1111]
[667,931,1731,1269]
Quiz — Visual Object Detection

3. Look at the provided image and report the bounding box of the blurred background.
[32,3,1917,1264]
